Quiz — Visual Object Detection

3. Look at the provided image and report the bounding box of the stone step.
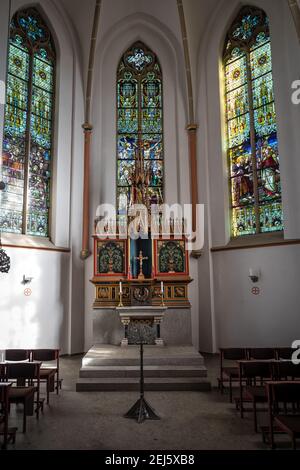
[79,365,208,378]
[76,377,211,392]
[82,355,204,367]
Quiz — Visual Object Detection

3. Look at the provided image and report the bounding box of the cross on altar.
[135,250,148,280]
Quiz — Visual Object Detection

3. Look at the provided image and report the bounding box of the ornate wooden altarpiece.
[91,231,192,309]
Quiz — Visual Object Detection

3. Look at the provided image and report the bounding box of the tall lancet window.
[0,8,55,237]
[223,6,283,237]
[116,42,164,219]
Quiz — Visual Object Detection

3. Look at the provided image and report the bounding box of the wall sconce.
[21,275,33,285]
[249,268,260,283]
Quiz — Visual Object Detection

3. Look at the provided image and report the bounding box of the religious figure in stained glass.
[0,8,55,237]
[116,42,164,217]
[223,6,283,237]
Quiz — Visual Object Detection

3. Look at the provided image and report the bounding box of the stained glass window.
[0,8,55,237]
[117,42,163,217]
[224,7,283,237]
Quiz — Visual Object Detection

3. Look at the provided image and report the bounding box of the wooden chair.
[238,360,273,432]
[31,349,60,401]
[265,381,300,449]
[0,382,17,449]
[5,362,41,433]
[218,348,248,402]
[5,350,31,361]
[273,361,300,381]
[249,348,276,360]
[276,347,297,361]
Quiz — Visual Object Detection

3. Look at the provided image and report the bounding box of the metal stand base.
[124,341,160,423]
[124,397,160,423]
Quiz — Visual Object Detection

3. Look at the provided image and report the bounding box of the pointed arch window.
[223,6,283,237]
[116,42,164,218]
[0,8,55,237]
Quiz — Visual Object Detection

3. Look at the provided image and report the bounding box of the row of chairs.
[217,347,300,449]
[2,349,60,403]
[218,347,297,402]
[237,360,300,433]
[0,349,61,450]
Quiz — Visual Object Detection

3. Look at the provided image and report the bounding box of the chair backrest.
[273,361,300,380]
[249,348,276,360]
[0,363,5,381]
[276,348,297,360]
[221,348,247,361]
[5,362,41,380]
[31,349,59,363]
[267,381,300,405]
[0,383,12,403]
[239,360,273,380]
[5,349,30,361]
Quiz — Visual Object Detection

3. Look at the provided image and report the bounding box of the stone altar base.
[76,345,210,392]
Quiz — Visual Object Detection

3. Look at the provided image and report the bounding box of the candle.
[161,281,164,293]
[119,281,122,294]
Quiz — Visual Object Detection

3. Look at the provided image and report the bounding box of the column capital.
[82,123,93,132]
[186,123,198,132]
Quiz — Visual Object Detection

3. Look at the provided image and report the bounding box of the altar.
[116,306,167,346]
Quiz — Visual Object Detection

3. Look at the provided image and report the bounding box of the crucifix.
[135,250,148,280]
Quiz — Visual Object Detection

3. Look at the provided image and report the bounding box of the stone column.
[81,123,93,259]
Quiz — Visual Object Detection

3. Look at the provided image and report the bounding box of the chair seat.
[245,386,267,401]
[275,415,300,434]
[9,386,35,400]
[223,367,239,378]
[40,369,56,378]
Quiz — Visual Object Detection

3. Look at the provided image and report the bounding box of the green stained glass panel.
[252,72,274,109]
[144,160,163,187]
[30,144,51,179]
[2,8,55,237]
[118,109,138,133]
[250,42,272,79]
[254,102,276,137]
[142,135,163,160]
[142,108,162,133]
[228,114,250,148]
[225,7,282,237]
[31,87,52,121]
[4,106,27,137]
[226,84,248,120]
[229,142,252,177]
[36,48,52,65]
[8,44,29,80]
[142,78,161,108]
[117,160,135,186]
[117,187,131,215]
[118,135,138,159]
[259,203,283,233]
[225,56,247,92]
[118,79,138,108]
[26,213,48,237]
[0,208,23,234]
[232,206,256,237]
[256,134,280,203]
[7,75,28,110]
[33,57,53,92]
[147,187,163,206]
[30,114,52,149]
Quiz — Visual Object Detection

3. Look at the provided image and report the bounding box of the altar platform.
[76,345,210,392]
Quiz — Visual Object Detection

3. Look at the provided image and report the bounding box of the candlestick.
[160,281,164,293]
[119,281,122,294]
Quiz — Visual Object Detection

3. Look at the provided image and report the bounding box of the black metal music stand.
[124,340,160,423]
